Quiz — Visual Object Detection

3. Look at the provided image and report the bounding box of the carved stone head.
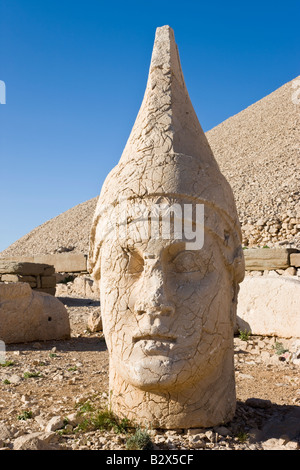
[89,26,245,429]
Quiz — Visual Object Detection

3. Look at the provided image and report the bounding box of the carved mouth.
[133,335,177,344]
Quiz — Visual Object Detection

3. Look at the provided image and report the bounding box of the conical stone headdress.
[89,25,244,282]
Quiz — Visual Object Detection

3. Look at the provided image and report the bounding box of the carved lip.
[133,334,177,344]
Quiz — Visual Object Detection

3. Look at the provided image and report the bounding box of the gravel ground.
[0,293,299,451]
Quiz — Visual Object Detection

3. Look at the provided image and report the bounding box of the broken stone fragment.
[237,276,300,338]
[0,282,70,344]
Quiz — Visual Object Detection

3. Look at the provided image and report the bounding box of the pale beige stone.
[34,253,87,273]
[87,309,102,332]
[88,25,244,429]
[72,275,100,299]
[0,274,19,283]
[243,248,297,271]
[1,274,37,288]
[13,432,60,450]
[237,276,300,338]
[0,282,70,344]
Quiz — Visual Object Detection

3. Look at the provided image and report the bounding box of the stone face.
[0,283,70,344]
[243,248,298,271]
[237,277,300,338]
[88,25,245,429]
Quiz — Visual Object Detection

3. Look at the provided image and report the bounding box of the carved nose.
[135,301,174,316]
[134,280,174,317]
[134,262,175,316]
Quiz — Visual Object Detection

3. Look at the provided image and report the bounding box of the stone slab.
[243,248,299,271]
[0,274,37,285]
[33,254,87,273]
[0,261,54,276]
[1,274,19,283]
[236,276,300,338]
[290,253,300,267]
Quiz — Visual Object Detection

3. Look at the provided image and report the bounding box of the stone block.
[0,261,54,276]
[0,256,34,263]
[43,266,55,275]
[244,248,298,271]
[290,253,300,268]
[1,274,19,283]
[41,276,56,288]
[236,276,300,338]
[33,254,87,273]
[19,275,37,288]
[1,274,37,288]
[19,275,37,283]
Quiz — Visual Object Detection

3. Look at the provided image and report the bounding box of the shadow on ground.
[233,399,300,443]
[6,336,107,353]
[57,296,100,307]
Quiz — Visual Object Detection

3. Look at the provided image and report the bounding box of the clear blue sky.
[0,0,299,252]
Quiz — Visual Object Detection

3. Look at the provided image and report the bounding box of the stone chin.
[112,347,227,393]
[113,354,188,392]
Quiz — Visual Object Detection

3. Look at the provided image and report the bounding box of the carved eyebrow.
[166,241,186,257]
[171,249,214,266]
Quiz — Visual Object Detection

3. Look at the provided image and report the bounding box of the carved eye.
[170,251,213,279]
[171,251,200,273]
[122,248,144,275]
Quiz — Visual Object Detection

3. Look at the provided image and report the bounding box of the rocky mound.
[1,76,299,258]
[206,75,300,248]
[1,198,98,257]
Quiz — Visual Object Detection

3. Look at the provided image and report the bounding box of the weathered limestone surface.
[243,248,298,271]
[0,283,70,344]
[237,276,300,338]
[89,26,245,428]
